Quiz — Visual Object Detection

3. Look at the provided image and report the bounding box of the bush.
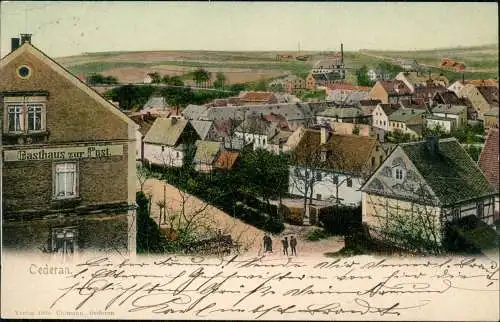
[319,205,362,235]
[306,228,330,241]
[136,191,167,253]
[443,215,498,254]
[235,202,284,234]
[280,205,303,225]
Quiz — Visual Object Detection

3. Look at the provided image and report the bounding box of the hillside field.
[55,45,498,85]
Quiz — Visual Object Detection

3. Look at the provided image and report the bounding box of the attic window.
[17,65,31,79]
[395,168,404,180]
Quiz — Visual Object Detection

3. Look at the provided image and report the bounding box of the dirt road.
[138,178,344,257]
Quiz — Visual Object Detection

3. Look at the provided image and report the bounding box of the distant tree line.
[87,73,119,86]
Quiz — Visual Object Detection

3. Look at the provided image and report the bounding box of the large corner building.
[1,34,137,256]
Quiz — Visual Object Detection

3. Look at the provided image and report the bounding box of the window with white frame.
[54,162,78,199]
[451,207,460,221]
[3,96,46,133]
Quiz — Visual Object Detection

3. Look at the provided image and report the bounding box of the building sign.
[3,145,124,162]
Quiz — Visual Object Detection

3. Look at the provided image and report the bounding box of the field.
[55,45,498,85]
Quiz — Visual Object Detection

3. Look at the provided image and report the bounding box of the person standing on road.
[290,235,297,256]
[282,237,289,256]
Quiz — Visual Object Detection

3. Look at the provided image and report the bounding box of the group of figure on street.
[263,233,297,256]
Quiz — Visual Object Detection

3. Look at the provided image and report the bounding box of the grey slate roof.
[235,117,277,136]
[431,104,467,115]
[190,120,213,140]
[182,104,209,120]
[400,138,496,206]
[143,96,168,110]
[426,115,456,122]
[389,109,426,122]
[143,118,188,146]
[318,107,362,119]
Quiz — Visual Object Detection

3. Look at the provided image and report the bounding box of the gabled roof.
[476,86,499,106]
[378,80,412,96]
[400,138,496,206]
[143,96,168,110]
[478,128,499,191]
[213,151,240,170]
[389,109,426,122]
[130,114,157,136]
[143,118,189,146]
[327,83,371,92]
[318,107,363,119]
[292,129,378,175]
[182,104,209,120]
[0,42,135,128]
[433,90,461,105]
[240,91,276,102]
[398,72,449,86]
[190,120,214,140]
[263,113,290,130]
[269,130,294,145]
[193,140,221,165]
[431,104,467,115]
[413,82,448,99]
[235,116,276,136]
[460,79,499,87]
[377,103,401,116]
[359,99,382,107]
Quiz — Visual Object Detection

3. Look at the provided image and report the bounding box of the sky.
[1,1,498,58]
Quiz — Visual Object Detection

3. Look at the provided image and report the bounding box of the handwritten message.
[2,253,499,320]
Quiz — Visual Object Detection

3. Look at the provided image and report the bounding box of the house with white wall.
[234,116,278,150]
[361,137,497,246]
[372,103,400,134]
[388,108,426,138]
[143,117,200,167]
[289,128,386,207]
[431,104,467,129]
[193,140,222,172]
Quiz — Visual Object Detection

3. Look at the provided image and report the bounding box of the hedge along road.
[138,178,345,257]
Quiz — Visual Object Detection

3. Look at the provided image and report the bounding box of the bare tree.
[137,163,151,192]
[289,130,324,219]
[366,179,442,254]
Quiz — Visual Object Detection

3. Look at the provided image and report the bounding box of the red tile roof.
[378,80,412,95]
[478,127,499,191]
[240,92,276,103]
[462,79,499,87]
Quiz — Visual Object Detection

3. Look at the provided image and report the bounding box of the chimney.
[11,38,20,52]
[20,33,32,44]
[340,43,344,65]
[425,136,439,156]
[171,117,177,125]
